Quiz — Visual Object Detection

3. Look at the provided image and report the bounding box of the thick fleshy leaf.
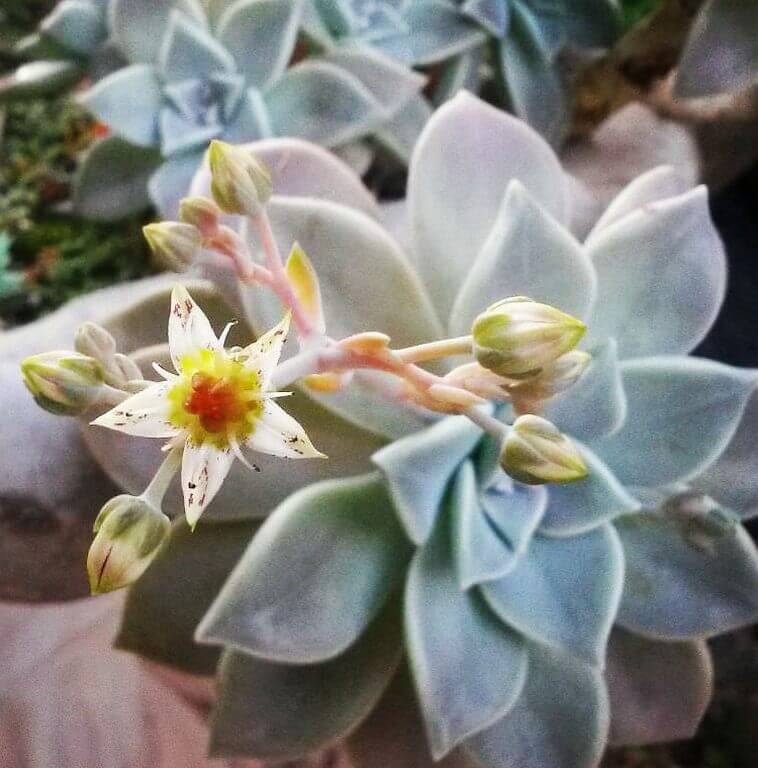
[373,416,483,545]
[606,627,713,746]
[585,187,726,358]
[481,524,625,666]
[79,64,161,147]
[464,644,609,768]
[266,61,385,147]
[148,151,205,218]
[73,137,160,220]
[462,0,510,37]
[374,92,433,163]
[406,506,527,759]
[189,137,380,218]
[159,10,235,81]
[219,87,273,142]
[590,357,756,488]
[41,0,106,55]
[0,61,83,102]
[453,462,511,588]
[498,7,569,147]
[110,0,207,63]
[217,0,302,88]
[433,47,484,104]
[544,339,626,442]
[209,598,402,760]
[586,165,690,241]
[196,473,412,662]
[371,0,486,66]
[116,517,259,674]
[539,445,640,536]
[408,91,569,321]
[448,180,596,335]
[615,502,758,639]
[675,0,758,98]
[693,387,758,519]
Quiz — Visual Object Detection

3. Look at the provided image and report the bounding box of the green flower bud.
[87,495,170,594]
[472,297,586,378]
[143,222,201,272]
[501,414,588,485]
[510,350,592,400]
[179,195,222,237]
[21,351,104,416]
[208,139,273,216]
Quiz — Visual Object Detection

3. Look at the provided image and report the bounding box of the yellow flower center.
[167,348,263,448]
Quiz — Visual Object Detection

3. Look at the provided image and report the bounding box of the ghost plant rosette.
[22,92,758,768]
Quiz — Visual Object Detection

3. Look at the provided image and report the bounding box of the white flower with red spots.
[93,286,324,527]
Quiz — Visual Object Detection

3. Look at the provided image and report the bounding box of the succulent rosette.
[71,0,423,219]
[306,0,622,145]
[47,91,755,768]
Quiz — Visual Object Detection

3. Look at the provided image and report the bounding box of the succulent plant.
[306,0,622,145]
[15,92,758,768]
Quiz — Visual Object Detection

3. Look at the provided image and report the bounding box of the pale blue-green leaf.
[374,92,432,164]
[462,0,510,37]
[606,627,713,746]
[481,524,625,665]
[590,357,756,488]
[452,461,511,589]
[586,165,690,242]
[616,503,758,639]
[0,61,82,103]
[159,107,223,156]
[448,180,596,336]
[210,598,402,760]
[158,10,235,81]
[372,0,486,66]
[524,0,620,54]
[539,445,640,536]
[266,61,385,147]
[544,339,626,442]
[498,6,569,147]
[189,136,380,217]
[692,386,758,519]
[464,643,609,768]
[674,0,758,98]
[221,88,274,142]
[217,0,303,89]
[109,0,207,63]
[79,64,161,147]
[408,90,569,322]
[301,0,335,47]
[148,151,205,218]
[406,508,527,759]
[322,46,426,116]
[73,137,160,220]
[116,518,258,675]
[432,47,484,105]
[373,416,483,544]
[41,0,106,55]
[196,473,411,662]
[585,187,726,358]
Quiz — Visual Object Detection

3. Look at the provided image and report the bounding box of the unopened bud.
[21,351,104,416]
[87,495,170,594]
[444,362,511,402]
[511,350,591,401]
[75,321,116,362]
[143,222,201,272]
[179,196,222,238]
[208,140,272,216]
[472,297,586,378]
[501,414,587,485]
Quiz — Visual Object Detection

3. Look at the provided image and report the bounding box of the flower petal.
[405,507,527,760]
[480,524,625,666]
[168,284,219,371]
[246,399,324,459]
[181,440,235,527]
[242,313,290,388]
[585,186,726,358]
[448,180,596,336]
[606,627,713,747]
[408,91,569,321]
[196,473,411,663]
[91,381,177,438]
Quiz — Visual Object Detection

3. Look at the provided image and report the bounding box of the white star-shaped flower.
[93,286,324,527]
